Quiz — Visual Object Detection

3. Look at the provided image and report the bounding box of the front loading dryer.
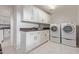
[50,24,61,43]
[61,23,76,47]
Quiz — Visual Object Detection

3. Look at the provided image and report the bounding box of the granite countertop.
[0,27,10,30]
[20,28,50,32]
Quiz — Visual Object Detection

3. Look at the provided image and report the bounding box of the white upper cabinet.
[0,6,10,17]
[0,16,10,24]
[39,10,50,23]
[23,5,33,21]
[38,9,44,23]
[0,6,10,24]
[45,13,50,23]
[32,7,40,22]
[35,8,50,23]
[22,6,50,23]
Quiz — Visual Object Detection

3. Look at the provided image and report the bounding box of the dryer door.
[63,25,74,33]
[51,26,58,32]
[62,24,76,40]
[50,25,60,37]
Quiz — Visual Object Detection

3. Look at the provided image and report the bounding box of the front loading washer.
[50,24,61,43]
[61,23,76,47]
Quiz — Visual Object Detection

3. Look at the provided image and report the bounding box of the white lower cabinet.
[44,30,49,41]
[20,30,49,53]
[26,31,38,51]
[0,30,3,43]
[20,32,26,53]
[39,30,49,44]
[4,29,10,40]
[26,30,49,52]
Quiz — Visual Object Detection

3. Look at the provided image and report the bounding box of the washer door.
[51,26,58,32]
[63,25,74,33]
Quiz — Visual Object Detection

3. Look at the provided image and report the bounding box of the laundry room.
[1,5,79,54]
[1,0,79,59]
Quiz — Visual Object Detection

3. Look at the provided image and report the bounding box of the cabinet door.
[0,6,10,17]
[26,32,34,51]
[39,9,50,23]
[44,30,49,40]
[35,31,41,45]
[26,32,38,51]
[20,32,26,52]
[39,10,48,23]
[39,30,49,44]
[42,11,46,23]
[42,12,50,23]
[42,31,48,42]
[32,7,39,22]
[4,29,10,40]
[0,30,3,43]
[23,6,33,21]
[45,13,50,23]
[0,16,10,24]
[38,31,45,44]
[38,10,44,23]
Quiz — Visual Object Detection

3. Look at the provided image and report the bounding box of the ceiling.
[35,5,58,14]
[35,5,65,15]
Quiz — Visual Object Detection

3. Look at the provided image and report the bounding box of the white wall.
[49,6,78,25]
[77,6,79,25]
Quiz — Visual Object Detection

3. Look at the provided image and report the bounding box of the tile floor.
[1,39,79,54]
[1,39,16,54]
[29,41,79,54]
